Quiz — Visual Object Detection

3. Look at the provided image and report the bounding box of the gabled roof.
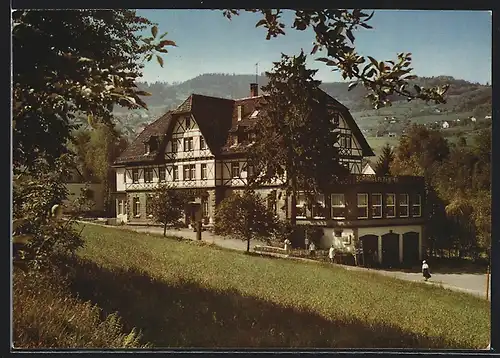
[114,111,173,165]
[115,89,375,165]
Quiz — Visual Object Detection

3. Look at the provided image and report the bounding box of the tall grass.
[12,267,151,349]
[67,224,490,349]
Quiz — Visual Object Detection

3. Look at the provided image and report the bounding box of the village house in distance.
[113,84,426,267]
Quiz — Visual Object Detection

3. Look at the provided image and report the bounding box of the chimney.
[250,83,258,97]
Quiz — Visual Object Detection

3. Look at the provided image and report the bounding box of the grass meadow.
[13,224,490,349]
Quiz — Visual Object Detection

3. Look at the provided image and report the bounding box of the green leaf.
[346,29,355,43]
[158,39,177,47]
[151,25,158,38]
[160,31,169,39]
[156,55,164,67]
[348,82,358,91]
[367,56,378,68]
[256,19,267,27]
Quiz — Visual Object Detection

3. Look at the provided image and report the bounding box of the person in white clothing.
[328,245,335,263]
[422,260,431,281]
[284,238,291,255]
[309,241,316,257]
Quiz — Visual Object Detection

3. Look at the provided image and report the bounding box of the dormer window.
[185,117,191,129]
[250,110,259,118]
[237,105,242,121]
[144,144,150,154]
[149,136,159,152]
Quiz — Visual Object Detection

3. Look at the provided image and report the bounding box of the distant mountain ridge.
[113,73,491,139]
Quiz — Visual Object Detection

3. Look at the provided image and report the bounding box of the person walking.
[328,244,335,264]
[309,241,316,257]
[422,260,431,281]
[284,238,292,256]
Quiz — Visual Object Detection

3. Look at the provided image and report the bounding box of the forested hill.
[112,73,491,139]
[131,73,490,113]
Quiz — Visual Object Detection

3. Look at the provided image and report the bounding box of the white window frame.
[231,162,240,178]
[171,139,178,153]
[183,165,191,181]
[331,193,346,219]
[399,194,409,218]
[385,193,396,218]
[132,169,139,183]
[200,136,206,150]
[190,164,196,180]
[118,200,123,215]
[144,168,154,183]
[412,194,422,217]
[201,163,207,179]
[146,194,153,218]
[202,199,209,218]
[312,194,326,219]
[357,193,368,219]
[371,193,382,218]
[184,137,194,152]
[159,166,166,182]
[133,197,141,218]
[296,192,308,219]
[173,166,179,181]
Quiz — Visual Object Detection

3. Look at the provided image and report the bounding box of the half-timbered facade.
[113,83,426,267]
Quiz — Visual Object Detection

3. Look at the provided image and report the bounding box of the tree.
[149,184,191,237]
[223,9,449,109]
[12,9,176,171]
[375,143,394,176]
[249,51,349,225]
[214,190,277,252]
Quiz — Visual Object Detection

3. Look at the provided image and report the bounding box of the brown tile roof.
[115,89,374,165]
[114,111,173,165]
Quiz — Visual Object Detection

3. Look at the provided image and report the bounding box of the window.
[296,192,308,218]
[311,194,326,218]
[183,164,195,180]
[171,140,178,153]
[385,193,396,218]
[202,199,209,218]
[357,193,368,219]
[185,117,191,128]
[371,193,382,218]
[399,194,409,217]
[159,167,166,182]
[123,171,127,183]
[332,113,340,126]
[173,166,179,181]
[412,194,422,217]
[331,193,346,219]
[184,137,194,151]
[132,169,139,183]
[247,164,255,178]
[249,132,256,142]
[149,136,158,151]
[144,168,153,183]
[190,164,196,180]
[231,162,240,178]
[201,163,207,179]
[200,136,206,150]
[250,110,259,118]
[133,197,141,217]
[118,200,123,215]
[146,195,153,217]
[237,105,242,121]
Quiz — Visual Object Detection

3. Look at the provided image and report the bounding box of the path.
[78,221,490,300]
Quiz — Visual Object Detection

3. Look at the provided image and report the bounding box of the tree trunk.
[247,235,250,252]
[163,221,167,237]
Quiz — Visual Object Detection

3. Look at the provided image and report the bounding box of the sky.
[136,10,492,85]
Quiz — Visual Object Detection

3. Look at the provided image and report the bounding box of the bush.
[12,268,150,349]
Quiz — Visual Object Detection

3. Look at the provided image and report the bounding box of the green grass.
[63,224,491,349]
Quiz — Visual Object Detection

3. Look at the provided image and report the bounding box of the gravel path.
[79,221,491,301]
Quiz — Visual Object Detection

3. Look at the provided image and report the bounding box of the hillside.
[112,73,492,143]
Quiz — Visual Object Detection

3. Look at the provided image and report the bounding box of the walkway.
[78,221,491,300]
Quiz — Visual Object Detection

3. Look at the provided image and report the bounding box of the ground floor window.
[146,195,153,218]
[296,192,308,218]
[117,200,123,215]
[202,199,209,218]
[133,197,141,217]
[331,193,345,219]
[357,193,368,219]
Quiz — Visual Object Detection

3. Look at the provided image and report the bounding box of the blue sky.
[136,10,492,85]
